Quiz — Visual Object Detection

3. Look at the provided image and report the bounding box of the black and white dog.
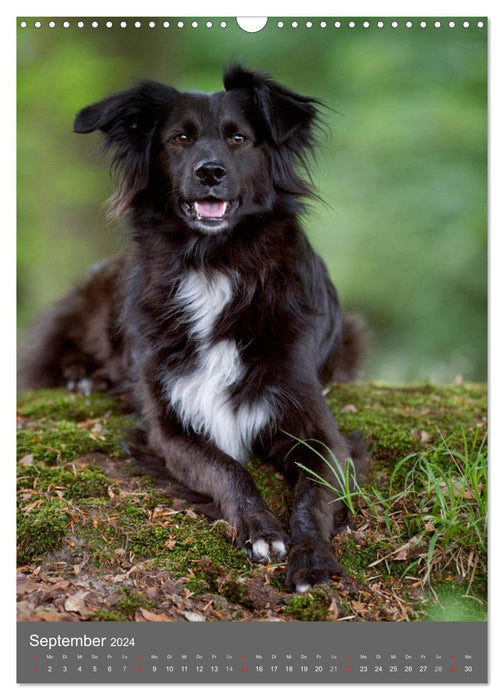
[19,65,367,592]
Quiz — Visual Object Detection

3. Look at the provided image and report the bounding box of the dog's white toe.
[250,537,288,562]
[252,538,270,560]
[271,540,287,558]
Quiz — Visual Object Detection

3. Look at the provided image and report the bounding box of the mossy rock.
[16,383,487,622]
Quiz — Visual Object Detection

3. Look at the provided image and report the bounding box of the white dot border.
[18,18,486,31]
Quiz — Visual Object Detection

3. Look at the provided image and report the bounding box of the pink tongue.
[195,200,227,218]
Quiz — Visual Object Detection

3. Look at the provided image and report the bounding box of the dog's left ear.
[223,65,319,150]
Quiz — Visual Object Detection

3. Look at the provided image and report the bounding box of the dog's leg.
[286,467,347,592]
[141,387,289,563]
[269,400,359,592]
[155,430,288,562]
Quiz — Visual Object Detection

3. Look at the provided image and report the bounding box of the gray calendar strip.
[17,620,487,683]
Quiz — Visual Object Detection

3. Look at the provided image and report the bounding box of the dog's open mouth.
[181,198,235,230]
[195,200,228,219]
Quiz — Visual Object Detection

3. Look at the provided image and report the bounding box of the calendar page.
[16,15,487,684]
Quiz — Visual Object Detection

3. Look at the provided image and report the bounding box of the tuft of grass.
[283,432,362,515]
[390,427,487,588]
[292,428,487,593]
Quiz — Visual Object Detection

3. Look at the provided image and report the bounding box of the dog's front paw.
[249,536,288,563]
[236,511,289,563]
[285,542,343,593]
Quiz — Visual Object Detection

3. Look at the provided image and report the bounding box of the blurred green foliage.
[17,18,486,382]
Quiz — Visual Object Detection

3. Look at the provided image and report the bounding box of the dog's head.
[74,65,320,233]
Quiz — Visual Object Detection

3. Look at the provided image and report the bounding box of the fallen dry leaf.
[328,598,339,620]
[16,577,40,596]
[137,608,172,622]
[64,592,89,615]
[394,536,423,561]
[183,611,205,622]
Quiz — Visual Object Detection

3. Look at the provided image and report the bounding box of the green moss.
[17,419,128,465]
[163,515,250,577]
[17,422,94,464]
[77,524,118,566]
[285,587,332,621]
[117,499,150,524]
[183,557,247,601]
[98,415,133,458]
[184,557,221,594]
[128,525,173,558]
[337,537,384,581]
[247,459,291,523]
[71,497,171,569]
[217,577,247,604]
[17,502,69,564]
[17,391,131,468]
[93,610,129,622]
[134,472,158,489]
[326,382,486,479]
[123,514,251,583]
[75,503,248,577]
[115,587,153,616]
[66,466,112,500]
[17,389,121,422]
[17,460,113,506]
[185,577,211,596]
[268,569,289,592]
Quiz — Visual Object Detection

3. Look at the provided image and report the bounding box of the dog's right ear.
[74,81,177,137]
[74,92,130,135]
[74,92,126,134]
[74,81,177,217]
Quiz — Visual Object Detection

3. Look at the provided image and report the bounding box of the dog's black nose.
[195,161,226,186]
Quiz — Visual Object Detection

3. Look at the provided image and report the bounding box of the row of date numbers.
[40,664,474,674]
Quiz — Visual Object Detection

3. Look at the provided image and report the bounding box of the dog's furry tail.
[18,302,76,391]
[331,313,370,383]
[18,256,126,394]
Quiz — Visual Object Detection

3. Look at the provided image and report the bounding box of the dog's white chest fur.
[166,270,271,462]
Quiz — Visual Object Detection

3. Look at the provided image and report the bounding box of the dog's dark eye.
[173,133,191,145]
[229,133,247,146]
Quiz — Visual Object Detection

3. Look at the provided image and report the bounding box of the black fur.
[19,66,367,592]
